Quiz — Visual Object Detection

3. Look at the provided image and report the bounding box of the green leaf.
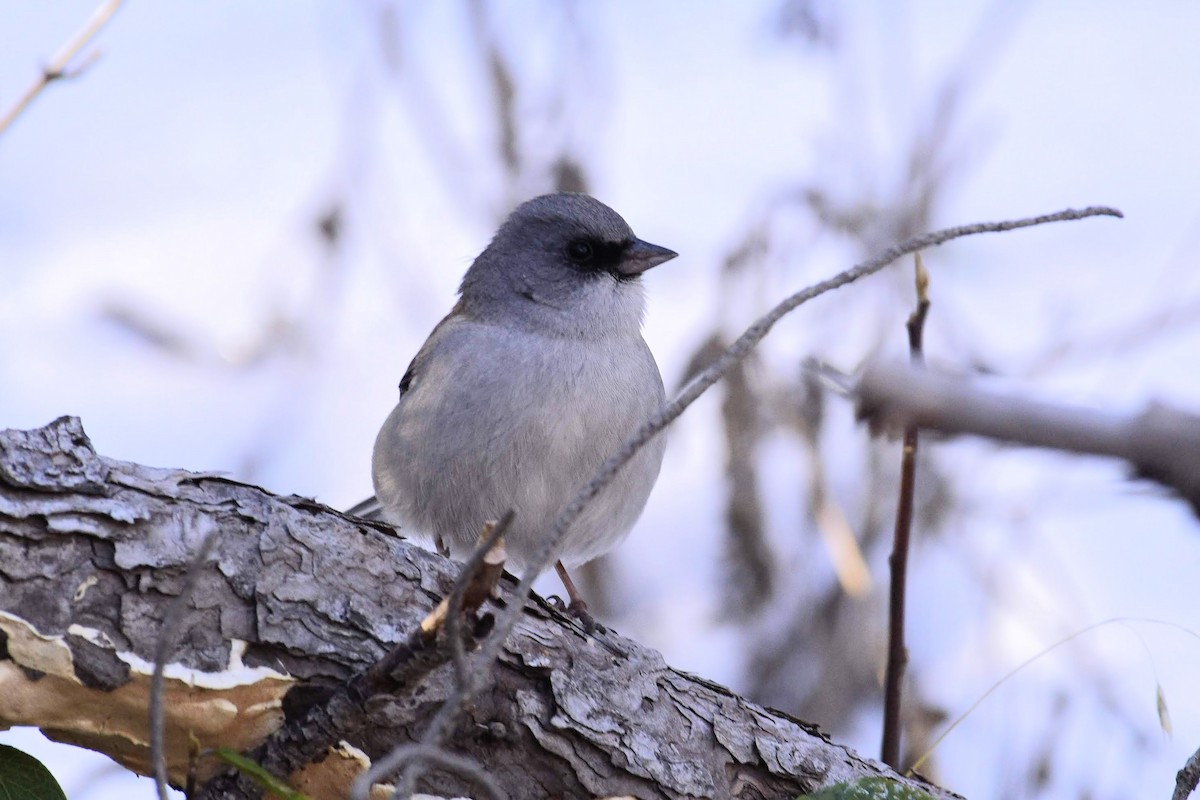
[798,776,937,800]
[0,744,68,800]
[214,748,312,800]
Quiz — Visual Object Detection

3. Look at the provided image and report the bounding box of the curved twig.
[399,204,1124,787]
[352,743,504,800]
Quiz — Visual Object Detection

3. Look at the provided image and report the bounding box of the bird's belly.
[373,334,665,573]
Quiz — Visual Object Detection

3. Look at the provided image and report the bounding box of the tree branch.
[0,417,957,800]
[853,360,1200,516]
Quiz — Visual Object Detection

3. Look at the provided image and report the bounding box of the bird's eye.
[566,239,595,263]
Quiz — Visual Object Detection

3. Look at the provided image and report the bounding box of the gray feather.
[371,193,674,573]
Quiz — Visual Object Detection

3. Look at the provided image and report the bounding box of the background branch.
[0,0,123,136]
[853,361,1200,515]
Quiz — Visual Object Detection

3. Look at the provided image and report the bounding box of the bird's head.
[459,193,677,338]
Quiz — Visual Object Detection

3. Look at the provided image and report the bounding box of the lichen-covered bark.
[0,417,959,799]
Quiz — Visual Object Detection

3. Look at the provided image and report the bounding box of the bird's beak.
[619,238,678,277]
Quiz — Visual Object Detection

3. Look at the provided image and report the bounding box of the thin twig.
[354,519,509,708]
[186,734,201,799]
[442,513,511,690]
[908,616,1200,777]
[353,744,504,800]
[520,207,1121,604]
[151,530,221,800]
[881,253,931,769]
[0,0,123,136]
[389,530,506,800]
[393,205,1122,788]
[349,515,511,800]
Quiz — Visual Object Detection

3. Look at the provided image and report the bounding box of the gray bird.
[359,192,676,616]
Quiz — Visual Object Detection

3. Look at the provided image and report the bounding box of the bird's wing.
[396,297,469,400]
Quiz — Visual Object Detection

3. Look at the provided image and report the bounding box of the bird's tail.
[345,495,384,520]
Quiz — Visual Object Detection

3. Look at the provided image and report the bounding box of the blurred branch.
[1174,743,1200,800]
[719,343,774,616]
[375,1,596,220]
[794,362,872,597]
[682,332,775,618]
[151,529,221,800]
[1023,293,1200,377]
[354,744,502,800]
[467,0,519,179]
[853,360,1200,516]
[881,253,930,769]
[0,0,123,136]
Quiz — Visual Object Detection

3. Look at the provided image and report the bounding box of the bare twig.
[186,734,201,799]
[908,616,1200,777]
[353,743,504,800]
[881,253,931,769]
[0,0,123,136]
[854,360,1200,515]
[531,207,1120,596]
[151,529,221,800]
[1173,743,1200,800]
[390,205,1121,787]
[439,514,510,690]
[358,514,511,800]
[360,512,510,697]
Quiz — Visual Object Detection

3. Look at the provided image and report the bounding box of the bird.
[355,192,676,619]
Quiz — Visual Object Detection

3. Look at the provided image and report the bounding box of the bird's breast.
[373,319,666,569]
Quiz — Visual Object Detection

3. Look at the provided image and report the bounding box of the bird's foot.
[547,595,605,634]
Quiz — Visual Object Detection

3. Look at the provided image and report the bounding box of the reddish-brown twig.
[881,253,930,769]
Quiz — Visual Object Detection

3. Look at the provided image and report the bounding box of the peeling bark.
[0,417,960,800]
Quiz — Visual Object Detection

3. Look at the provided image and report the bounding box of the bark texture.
[0,416,958,799]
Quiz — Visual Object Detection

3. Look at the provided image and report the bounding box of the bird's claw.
[545,595,606,633]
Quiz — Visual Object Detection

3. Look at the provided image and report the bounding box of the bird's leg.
[554,561,603,632]
[553,561,585,610]
[435,536,450,558]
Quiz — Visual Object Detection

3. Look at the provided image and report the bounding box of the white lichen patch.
[66,623,116,650]
[0,612,77,679]
[115,638,291,689]
[73,574,99,601]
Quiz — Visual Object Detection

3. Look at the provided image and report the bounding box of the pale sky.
[3,3,1200,799]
